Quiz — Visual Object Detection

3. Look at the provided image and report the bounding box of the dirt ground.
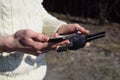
[44,13,120,80]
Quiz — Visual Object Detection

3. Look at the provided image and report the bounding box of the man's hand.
[56,23,89,34]
[1,29,50,55]
[55,23,90,47]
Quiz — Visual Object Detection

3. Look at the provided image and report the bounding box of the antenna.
[86,31,105,42]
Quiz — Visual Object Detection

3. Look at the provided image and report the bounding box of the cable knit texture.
[0,0,66,80]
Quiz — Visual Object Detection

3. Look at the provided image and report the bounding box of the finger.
[78,27,89,34]
[53,33,59,37]
[36,34,49,42]
[56,40,70,46]
[74,24,89,34]
[36,51,42,55]
[50,40,70,49]
[19,37,49,50]
[23,29,49,42]
[31,34,49,42]
[30,41,49,51]
[85,42,90,47]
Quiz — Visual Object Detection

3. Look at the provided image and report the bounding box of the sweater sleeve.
[39,2,67,36]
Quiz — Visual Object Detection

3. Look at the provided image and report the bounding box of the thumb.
[53,33,59,38]
[32,34,49,42]
[39,34,49,42]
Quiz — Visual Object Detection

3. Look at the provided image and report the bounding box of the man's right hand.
[0,29,49,55]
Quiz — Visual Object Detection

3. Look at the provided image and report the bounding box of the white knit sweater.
[0,0,66,80]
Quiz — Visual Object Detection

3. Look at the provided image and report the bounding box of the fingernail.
[86,30,90,33]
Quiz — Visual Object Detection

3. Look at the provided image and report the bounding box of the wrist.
[0,35,14,53]
[57,24,68,34]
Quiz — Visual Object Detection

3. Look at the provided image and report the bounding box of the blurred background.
[43,0,120,80]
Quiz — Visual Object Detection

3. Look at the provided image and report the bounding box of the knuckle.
[73,23,81,29]
[22,37,28,41]
[73,23,84,29]
[24,29,32,36]
[74,23,79,26]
